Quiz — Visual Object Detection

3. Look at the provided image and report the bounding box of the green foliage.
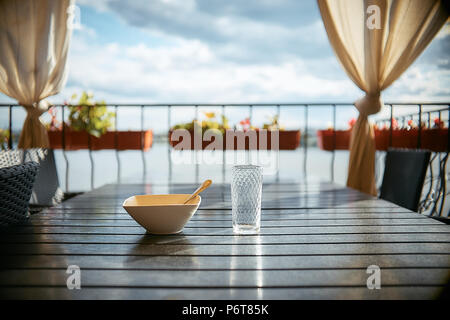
[0,129,10,150]
[263,114,284,130]
[67,91,115,137]
[172,112,230,135]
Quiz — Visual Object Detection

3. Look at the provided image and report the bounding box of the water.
[52,142,350,192]
[231,165,263,234]
[33,141,450,216]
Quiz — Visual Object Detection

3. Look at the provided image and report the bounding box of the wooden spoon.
[184,179,212,204]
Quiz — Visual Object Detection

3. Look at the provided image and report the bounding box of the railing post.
[8,105,12,149]
[276,104,281,182]
[87,105,94,190]
[331,104,336,182]
[303,105,308,178]
[222,105,226,183]
[168,105,172,184]
[61,105,69,192]
[447,105,450,152]
[417,104,422,148]
[195,105,199,184]
[389,105,394,147]
[247,105,253,165]
[141,105,146,183]
[115,105,120,183]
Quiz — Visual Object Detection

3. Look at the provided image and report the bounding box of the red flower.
[239,118,250,125]
[434,117,444,128]
[391,118,398,129]
[239,118,250,129]
[348,118,356,128]
[48,107,56,117]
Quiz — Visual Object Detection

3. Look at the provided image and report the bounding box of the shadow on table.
[197,183,375,209]
[124,233,198,267]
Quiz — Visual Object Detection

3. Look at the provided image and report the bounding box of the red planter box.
[316,130,350,150]
[48,130,153,151]
[374,129,389,150]
[318,128,448,152]
[421,128,448,152]
[168,129,301,150]
[278,130,301,150]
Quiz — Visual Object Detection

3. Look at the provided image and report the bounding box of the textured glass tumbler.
[231,165,263,234]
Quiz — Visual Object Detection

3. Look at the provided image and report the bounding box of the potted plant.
[260,115,301,150]
[169,112,230,150]
[0,129,9,150]
[377,118,450,151]
[318,116,448,152]
[373,118,398,151]
[421,118,448,152]
[47,92,153,151]
[316,119,353,151]
[169,113,301,150]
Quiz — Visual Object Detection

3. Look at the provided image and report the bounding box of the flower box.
[278,130,301,150]
[392,129,418,149]
[421,128,448,152]
[374,129,389,150]
[318,128,448,152]
[376,128,449,151]
[317,129,412,151]
[168,129,301,150]
[48,129,153,151]
[316,130,350,150]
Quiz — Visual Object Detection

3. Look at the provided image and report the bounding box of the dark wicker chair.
[0,162,40,226]
[0,149,63,206]
[380,149,431,212]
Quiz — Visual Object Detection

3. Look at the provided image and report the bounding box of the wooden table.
[0,182,449,299]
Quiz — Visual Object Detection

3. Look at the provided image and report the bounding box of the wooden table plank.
[1,254,449,270]
[17,218,442,227]
[0,182,448,300]
[1,268,448,287]
[2,233,449,244]
[1,242,448,256]
[0,287,446,300]
[41,207,414,214]
[3,225,449,235]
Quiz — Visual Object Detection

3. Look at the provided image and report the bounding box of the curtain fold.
[317,0,448,195]
[0,0,73,148]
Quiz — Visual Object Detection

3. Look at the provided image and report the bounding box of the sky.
[0,0,449,132]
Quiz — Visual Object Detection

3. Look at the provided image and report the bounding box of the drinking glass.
[231,165,263,234]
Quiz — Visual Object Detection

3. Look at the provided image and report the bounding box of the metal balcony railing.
[1,102,449,215]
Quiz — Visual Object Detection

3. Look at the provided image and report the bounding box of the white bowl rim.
[122,194,201,207]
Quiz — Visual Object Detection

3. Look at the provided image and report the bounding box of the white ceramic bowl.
[122,194,201,234]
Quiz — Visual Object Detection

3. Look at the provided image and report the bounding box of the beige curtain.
[0,0,73,148]
[317,0,449,195]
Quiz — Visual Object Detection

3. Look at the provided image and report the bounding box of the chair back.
[0,149,63,206]
[0,162,39,226]
[380,149,431,212]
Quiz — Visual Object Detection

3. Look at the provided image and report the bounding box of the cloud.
[56,26,359,105]
[2,1,449,108]
[78,0,332,64]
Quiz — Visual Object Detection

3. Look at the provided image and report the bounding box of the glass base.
[233,224,260,234]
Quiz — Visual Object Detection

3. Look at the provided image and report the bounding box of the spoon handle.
[184,179,212,204]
